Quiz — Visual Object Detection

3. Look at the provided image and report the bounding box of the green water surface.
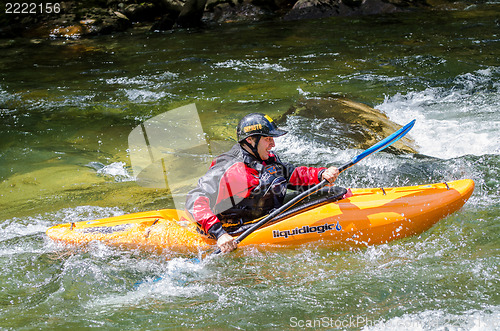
[0,4,499,330]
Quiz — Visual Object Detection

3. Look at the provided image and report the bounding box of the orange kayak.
[46,179,474,251]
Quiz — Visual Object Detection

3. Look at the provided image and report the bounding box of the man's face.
[256,136,275,161]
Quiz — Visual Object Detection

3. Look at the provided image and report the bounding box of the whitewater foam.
[86,257,206,309]
[377,68,500,159]
[364,306,499,331]
[213,59,289,72]
[89,161,135,182]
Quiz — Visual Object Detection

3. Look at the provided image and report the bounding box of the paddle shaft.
[212,119,416,254]
[232,147,380,245]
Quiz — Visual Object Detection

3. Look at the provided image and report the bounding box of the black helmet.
[236,113,287,142]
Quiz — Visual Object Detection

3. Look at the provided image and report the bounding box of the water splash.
[377,68,500,159]
[88,256,207,309]
[213,59,289,72]
[87,161,135,182]
[364,307,499,331]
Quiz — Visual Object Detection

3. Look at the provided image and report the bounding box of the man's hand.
[322,166,339,183]
[217,233,238,253]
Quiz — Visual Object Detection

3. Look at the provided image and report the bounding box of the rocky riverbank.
[0,0,476,39]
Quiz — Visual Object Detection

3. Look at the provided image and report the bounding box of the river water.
[1,4,499,330]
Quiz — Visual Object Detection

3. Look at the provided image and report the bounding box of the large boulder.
[283,0,427,21]
[277,96,418,153]
[202,0,276,25]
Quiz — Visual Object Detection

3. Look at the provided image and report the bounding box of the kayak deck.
[46,209,214,251]
[244,179,474,248]
[46,179,474,251]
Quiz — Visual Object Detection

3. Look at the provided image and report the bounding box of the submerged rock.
[278,96,418,153]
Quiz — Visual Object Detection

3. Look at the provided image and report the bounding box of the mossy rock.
[276,95,418,154]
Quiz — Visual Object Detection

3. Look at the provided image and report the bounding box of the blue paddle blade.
[348,119,415,168]
[133,276,163,289]
[190,257,201,264]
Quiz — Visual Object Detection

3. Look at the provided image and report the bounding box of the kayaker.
[185,113,339,253]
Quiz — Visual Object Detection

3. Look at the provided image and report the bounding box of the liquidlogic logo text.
[272,222,342,239]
